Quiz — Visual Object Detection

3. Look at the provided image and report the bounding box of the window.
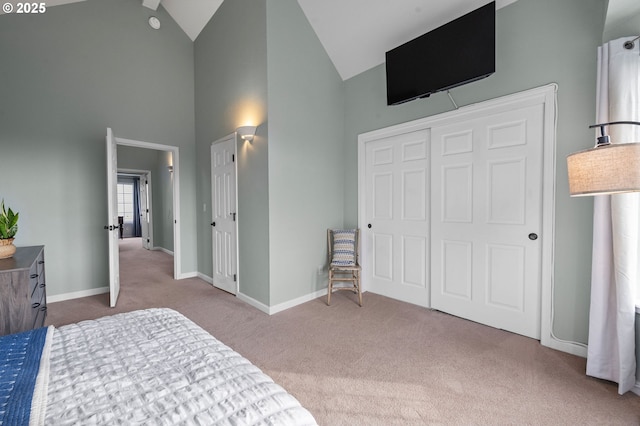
[117,182,134,223]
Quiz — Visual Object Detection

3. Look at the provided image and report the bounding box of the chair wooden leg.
[327,269,362,306]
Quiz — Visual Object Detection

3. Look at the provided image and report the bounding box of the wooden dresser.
[0,246,47,336]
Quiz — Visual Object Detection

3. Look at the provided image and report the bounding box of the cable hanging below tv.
[385,1,496,106]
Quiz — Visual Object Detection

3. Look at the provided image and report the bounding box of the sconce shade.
[236,126,257,142]
[567,142,640,196]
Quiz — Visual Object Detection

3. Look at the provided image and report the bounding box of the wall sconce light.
[236,125,257,142]
[567,121,640,196]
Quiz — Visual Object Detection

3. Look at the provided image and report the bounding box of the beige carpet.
[46,238,640,425]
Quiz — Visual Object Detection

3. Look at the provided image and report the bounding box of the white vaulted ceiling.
[159,0,223,42]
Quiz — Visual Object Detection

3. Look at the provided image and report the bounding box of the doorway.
[117,170,152,249]
[106,128,182,307]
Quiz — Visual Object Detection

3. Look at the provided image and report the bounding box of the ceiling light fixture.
[567,121,640,196]
[148,16,161,30]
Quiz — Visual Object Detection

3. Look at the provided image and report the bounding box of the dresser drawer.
[30,273,45,305]
[29,262,40,299]
[0,246,46,336]
[33,291,47,329]
[37,254,45,292]
[29,251,45,303]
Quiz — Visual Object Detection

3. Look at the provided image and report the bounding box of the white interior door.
[139,174,150,249]
[363,130,430,307]
[106,128,120,307]
[430,104,544,339]
[211,135,238,295]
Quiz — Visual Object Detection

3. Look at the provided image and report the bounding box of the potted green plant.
[0,199,19,259]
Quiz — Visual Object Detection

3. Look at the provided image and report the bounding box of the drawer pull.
[32,302,40,309]
[40,306,47,312]
[30,274,38,279]
[38,260,44,265]
[40,283,45,288]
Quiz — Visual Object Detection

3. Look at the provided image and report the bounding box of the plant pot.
[0,238,16,259]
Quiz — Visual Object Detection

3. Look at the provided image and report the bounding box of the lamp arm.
[588,121,640,129]
[588,121,640,146]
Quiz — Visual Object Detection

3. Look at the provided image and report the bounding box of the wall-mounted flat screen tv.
[385,1,495,106]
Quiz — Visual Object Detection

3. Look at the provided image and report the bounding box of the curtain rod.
[623,35,639,50]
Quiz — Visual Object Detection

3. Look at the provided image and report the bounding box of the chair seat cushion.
[331,229,356,266]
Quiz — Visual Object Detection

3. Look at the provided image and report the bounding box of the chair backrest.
[327,228,360,266]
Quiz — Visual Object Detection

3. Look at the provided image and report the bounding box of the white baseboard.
[48,270,197,303]
[633,382,640,396]
[152,247,173,256]
[235,289,328,315]
[236,292,271,314]
[268,289,327,315]
[177,271,198,279]
[543,337,588,358]
[197,272,326,315]
[197,272,213,284]
[197,273,270,313]
[48,286,109,303]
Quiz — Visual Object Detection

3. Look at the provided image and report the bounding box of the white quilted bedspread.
[44,308,317,425]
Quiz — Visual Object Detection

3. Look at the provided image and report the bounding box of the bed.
[0,308,317,425]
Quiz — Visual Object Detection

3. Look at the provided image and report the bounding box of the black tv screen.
[386,1,495,105]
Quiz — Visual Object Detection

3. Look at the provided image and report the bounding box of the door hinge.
[233,274,237,282]
[232,154,235,162]
[232,212,236,221]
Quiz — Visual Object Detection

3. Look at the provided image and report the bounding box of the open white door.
[211,134,238,295]
[139,174,151,249]
[106,128,120,307]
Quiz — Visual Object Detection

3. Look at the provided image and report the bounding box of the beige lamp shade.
[567,142,640,196]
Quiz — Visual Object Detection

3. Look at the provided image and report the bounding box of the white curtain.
[587,36,640,395]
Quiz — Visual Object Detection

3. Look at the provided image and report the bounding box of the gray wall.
[194,0,345,306]
[343,0,607,345]
[265,1,345,305]
[0,0,629,352]
[118,146,173,251]
[604,17,640,42]
[194,0,270,304]
[0,0,196,296]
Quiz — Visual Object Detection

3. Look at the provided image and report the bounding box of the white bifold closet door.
[430,104,544,339]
